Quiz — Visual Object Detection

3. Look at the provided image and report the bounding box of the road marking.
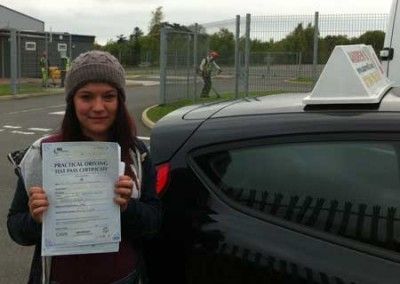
[49,111,65,115]
[6,104,65,115]
[137,136,150,141]
[11,130,35,135]
[28,128,52,132]
[0,129,5,132]
[4,125,22,129]
[126,80,160,86]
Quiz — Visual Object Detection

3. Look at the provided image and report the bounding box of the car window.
[194,141,400,252]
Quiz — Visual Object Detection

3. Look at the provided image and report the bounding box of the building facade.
[0,5,95,78]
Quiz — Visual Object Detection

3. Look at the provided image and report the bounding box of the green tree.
[129,27,144,66]
[187,24,206,34]
[102,40,121,61]
[148,6,164,37]
[139,6,166,65]
[353,30,385,54]
[277,23,315,64]
[209,28,235,63]
[251,38,273,53]
[139,36,159,65]
[129,27,143,41]
[116,34,127,44]
[102,35,130,65]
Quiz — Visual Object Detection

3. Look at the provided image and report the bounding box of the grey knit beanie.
[65,50,126,101]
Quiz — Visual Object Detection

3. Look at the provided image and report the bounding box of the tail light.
[156,163,171,196]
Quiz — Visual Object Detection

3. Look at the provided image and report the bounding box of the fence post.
[69,33,72,59]
[17,30,21,89]
[244,13,251,97]
[297,51,303,78]
[313,11,319,84]
[1,38,5,77]
[159,27,168,105]
[193,23,198,102]
[186,33,191,99]
[10,29,17,95]
[235,15,240,99]
[45,32,49,82]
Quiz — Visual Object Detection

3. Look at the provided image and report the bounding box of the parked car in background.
[148,80,400,283]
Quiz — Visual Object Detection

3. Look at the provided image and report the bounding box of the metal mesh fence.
[248,14,388,93]
[318,14,388,37]
[249,15,317,93]
[202,18,245,96]
[160,28,210,104]
[251,14,315,41]
[164,31,209,103]
[1,30,92,94]
[160,13,389,104]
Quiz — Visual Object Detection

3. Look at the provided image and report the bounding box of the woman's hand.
[28,187,49,224]
[115,175,133,212]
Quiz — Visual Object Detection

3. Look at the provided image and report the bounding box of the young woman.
[7,50,161,284]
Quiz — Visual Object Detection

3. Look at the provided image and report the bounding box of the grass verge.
[287,76,314,84]
[0,83,46,96]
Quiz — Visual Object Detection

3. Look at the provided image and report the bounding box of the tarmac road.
[0,84,158,283]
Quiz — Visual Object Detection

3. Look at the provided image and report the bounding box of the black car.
[148,90,400,284]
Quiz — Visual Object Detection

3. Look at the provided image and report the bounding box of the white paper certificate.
[41,142,122,256]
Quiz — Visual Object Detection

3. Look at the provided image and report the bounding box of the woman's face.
[73,82,119,141]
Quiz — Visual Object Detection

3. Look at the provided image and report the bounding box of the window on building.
[25,42,36,51]
[58,43,67,52]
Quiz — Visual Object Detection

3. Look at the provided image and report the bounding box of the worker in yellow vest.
[60,51,71,88]
[39,52,49,87]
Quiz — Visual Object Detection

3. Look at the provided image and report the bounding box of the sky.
[0,0,394,45]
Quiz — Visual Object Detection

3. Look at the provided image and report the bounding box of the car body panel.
[149,88,400,283]
[151,101,238,164]
[152,87,400,165]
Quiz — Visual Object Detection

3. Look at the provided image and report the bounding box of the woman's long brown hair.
[60,84,137,178]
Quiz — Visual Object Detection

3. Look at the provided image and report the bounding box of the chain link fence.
[160,13,388,104]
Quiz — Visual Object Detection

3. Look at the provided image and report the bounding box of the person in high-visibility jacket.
[199,51,222,97]
[60,52,71,88]
[40,52,49,87]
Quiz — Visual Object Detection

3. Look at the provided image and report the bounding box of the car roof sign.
[303,44,394,105]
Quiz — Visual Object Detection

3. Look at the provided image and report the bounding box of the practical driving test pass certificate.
[41,142,121,256]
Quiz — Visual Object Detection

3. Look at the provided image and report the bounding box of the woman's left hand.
[114,175,133,212]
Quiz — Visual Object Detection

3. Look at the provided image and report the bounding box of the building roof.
[0,4,44,25]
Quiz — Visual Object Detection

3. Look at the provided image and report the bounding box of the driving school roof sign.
[303,44,393,105]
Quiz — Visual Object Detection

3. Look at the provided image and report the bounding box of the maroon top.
[50,238,138,283]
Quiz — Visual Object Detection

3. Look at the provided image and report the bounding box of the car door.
[183,126,400,283]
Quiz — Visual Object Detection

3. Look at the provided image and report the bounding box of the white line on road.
[0,129,5,132]
[11,130,35,135]
[137,136,150,141]
[6,104,65,115]
[4,125,22,129]
[49,111,65,115]
[28,128,52,132]
[126,80,160,86]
